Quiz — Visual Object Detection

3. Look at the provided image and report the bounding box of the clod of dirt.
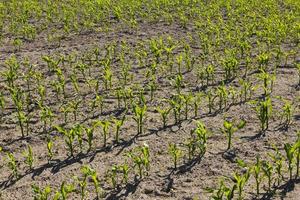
[222,148,237,162]
[144,187,154,194]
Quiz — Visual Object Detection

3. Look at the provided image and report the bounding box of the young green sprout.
[94,120,111,147]
[233,170,250,200]
[155,105,171,128]
[73,124,84,152]
[55,126,76,157]
[54,181,75,200]
[47,137,54,162]
[180,93,193,120]
[206,89,216,114]
[222,119,246,150]
[9,88,28,137]
[268,145,284,186]
[193,121,208,158]
[168,143,182,169]
[127,143,150,178]
[284,143,295,181]
[168,96,182,124]
[7,152,19,179]
[81,165,101,199]
[252,156,263,196]
[40,105,54,133]
[91,94,104,114]
[23,145,34,171]
[253,97,272,133]
[73,166,91,200]
[32,185,51,200]
[192,92,204,118]
[113,115,126,143]
[119,163,130,184]
[261,160,273,191]
[132,103,147,135]
[107,165,118,189]
[84,125,95,152]
[206,179,236,200]
[216,82,229,110]
[103,66,113,91]
[278,98,294,128]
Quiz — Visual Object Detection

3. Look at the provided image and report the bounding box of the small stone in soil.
[171,125,179,132]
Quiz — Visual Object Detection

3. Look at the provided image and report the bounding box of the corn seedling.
[284,143,295,181]
[69,99,81,121]
[252,156,263,196]
[172,73,183,94]
[132,103,147,135]
[7,152,19,179]
[261,160,274,191]
[32,185,51,200]
[223,56,238,81]
[91,94,104,114]
[238,79,253,102]
[93,120,110,147]
[107,165,118,189]
[216,83,229,110]
[113,115,126,143]
[258,70,276,98]
[156,106,171,128]
[254,97,272,132]
[73,124,84,152]
[119,163,130,184]
[148,76,158,102]
[192,92,204,117]
[70,74,80,94]
[233,170,250,200]
[180,93,193,120]
[40,105,54,133]
[23,145,34,171]
[73,167,89,200]
[168,143,182,169]
[268,146,284,186]
[10,88,28,137]
[127,143,150,178]
[47,138,54,162]
[206,89,216,114]
[185,138,196,161]
[3,56,20,88]
[81,165,101,199]
[193,121,208,158]
[55,126,76,157]
[54,181,75,200]
[103,66,113,91]
[85,124,97,152]
[222,119,246,150]
[206,179,236,200]
[169,95,183,124]
[280,99,294,128]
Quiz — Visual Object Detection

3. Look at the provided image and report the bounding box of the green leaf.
[236,158,247,168]
[237,120,246,129]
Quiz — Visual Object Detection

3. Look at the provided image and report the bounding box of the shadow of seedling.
[105,176,141,200]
